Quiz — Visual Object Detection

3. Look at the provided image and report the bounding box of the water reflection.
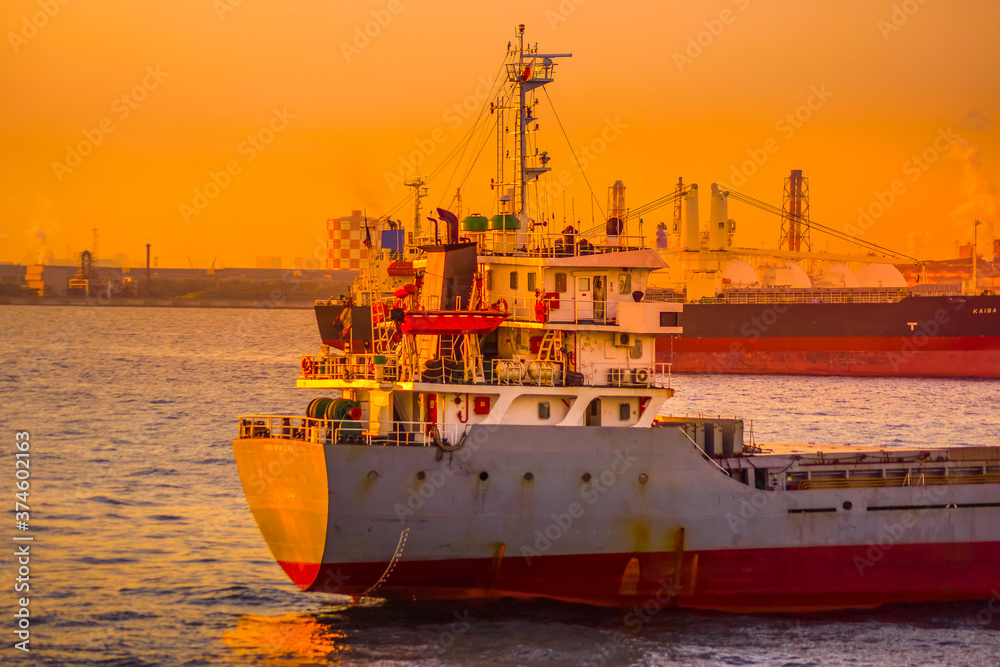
[223,612,351,664]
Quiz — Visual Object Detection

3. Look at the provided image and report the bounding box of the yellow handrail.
[797,473,1000,491]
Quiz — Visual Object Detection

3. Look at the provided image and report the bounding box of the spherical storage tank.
[815,262,861,288]
[720,259,760,287]
[761,261,812,288]
[856,263,907,288]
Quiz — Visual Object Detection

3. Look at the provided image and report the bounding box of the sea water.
[1,304,998,666]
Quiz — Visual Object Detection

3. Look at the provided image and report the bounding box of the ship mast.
[503,24,571,221]
[404,177,428,251]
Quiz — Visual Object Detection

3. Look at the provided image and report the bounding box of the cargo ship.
[317,172,1000,381]
[234,27,1000,613]
[640,179,1000,377]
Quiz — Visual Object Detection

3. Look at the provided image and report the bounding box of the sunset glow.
[3,0,998,268]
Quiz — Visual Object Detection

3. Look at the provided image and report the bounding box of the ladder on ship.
[537,329,563,362]
[437,333,484,384]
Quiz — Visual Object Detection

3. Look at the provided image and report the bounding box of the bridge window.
[659,312,678,327]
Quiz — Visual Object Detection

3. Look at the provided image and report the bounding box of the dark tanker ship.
[657,290,1000,377]
[643,179,1000,377]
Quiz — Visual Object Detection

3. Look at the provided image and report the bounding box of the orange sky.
[2,0,999,268]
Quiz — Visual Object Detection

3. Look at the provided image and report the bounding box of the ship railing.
[236,415,468,448]
[300,353,407,383]
[486,359,671,389]
[605,362,672,389]
[506,59,559,82]
[474,229,647,258]
[496,294,617,326]
[696,287,910,305]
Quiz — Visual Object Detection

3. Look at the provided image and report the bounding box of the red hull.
[279,540,1000,612]
[660,336,1000,377]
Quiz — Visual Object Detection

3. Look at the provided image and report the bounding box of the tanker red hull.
[283,539,1000,612]
[663,336,1000,377]
[656,294,1000,377]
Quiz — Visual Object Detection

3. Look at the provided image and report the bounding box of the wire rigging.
[377,58,511,223]
[540,87,607,230]
[723,189,919,263]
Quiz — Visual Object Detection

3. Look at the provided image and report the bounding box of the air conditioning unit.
[633,368,650,385]
[614,333,631,347]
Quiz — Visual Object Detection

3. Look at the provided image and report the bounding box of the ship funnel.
[709,184,729,251]
[684,184,700,251]
[437,208,460,245]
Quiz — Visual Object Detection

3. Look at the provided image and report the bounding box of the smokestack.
[684,184,700,251]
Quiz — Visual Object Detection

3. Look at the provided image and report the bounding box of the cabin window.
[527,272,537,292]
[659,311,677,327]
[510,271,518,289]
[578,277,590,291]
[486,270,493,290]
[555,272,567,293]
[619,402,630,421]
[538,402,551,420]
[630,338,643,359]
[618,273,631,294]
